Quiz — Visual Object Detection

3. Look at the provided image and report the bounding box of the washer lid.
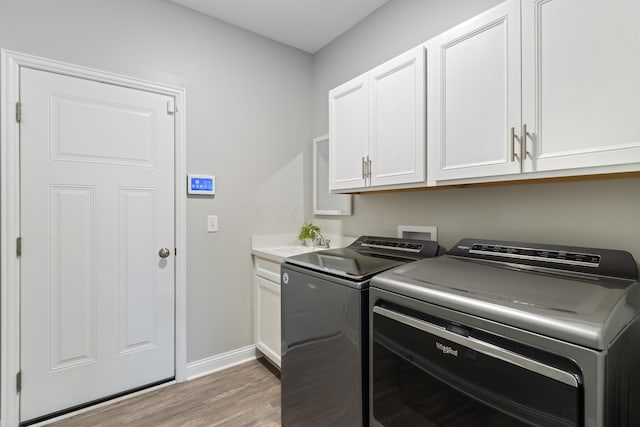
[285,247,406,281]
[372,256,640,350]
[284,235,442,281]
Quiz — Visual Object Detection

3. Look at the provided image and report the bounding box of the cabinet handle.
[510,127,517,162]
[521,123,528,160]
[367,156,372,181]
[362,156,365,180]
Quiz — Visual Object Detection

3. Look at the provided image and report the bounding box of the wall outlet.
[207,215,219,233]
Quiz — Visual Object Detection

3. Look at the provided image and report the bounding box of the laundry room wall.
[0,0,312,364]
[310,0,640,263]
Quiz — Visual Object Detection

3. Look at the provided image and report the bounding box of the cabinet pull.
[510,127,517,162]
[367,156,372,181]
[362,156,365,180]
[521,123,528,160]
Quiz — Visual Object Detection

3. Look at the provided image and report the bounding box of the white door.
[522,0,640,173]
[19,67,175,422]
[369,46,426,187]
[329,75,368,191]
[427,0,522,182]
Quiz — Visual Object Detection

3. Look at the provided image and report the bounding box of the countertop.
[251,233,357,264]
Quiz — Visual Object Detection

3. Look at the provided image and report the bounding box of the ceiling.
[168,0,389,53]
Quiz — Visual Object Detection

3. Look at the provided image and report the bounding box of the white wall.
[0,0,312,362]
[311,0,640,262]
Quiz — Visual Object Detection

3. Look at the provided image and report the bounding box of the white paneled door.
[19,68,175,422]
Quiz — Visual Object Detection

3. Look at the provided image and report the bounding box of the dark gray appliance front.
[281,263,368,426]
[280,236,443,426]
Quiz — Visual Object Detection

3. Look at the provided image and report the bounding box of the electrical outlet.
[207,215,219,233]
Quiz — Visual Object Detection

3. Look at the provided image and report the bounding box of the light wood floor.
[48,358,281,427]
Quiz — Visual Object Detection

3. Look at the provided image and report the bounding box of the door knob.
[158,248,171,258]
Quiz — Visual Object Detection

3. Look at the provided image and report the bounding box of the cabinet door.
[329,75,368,190]
[427,0,522,182]
[255,275,281,367]
[522,0,640,173]
[369,46,426,187]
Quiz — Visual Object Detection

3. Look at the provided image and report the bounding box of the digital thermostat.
[187,174,215,195]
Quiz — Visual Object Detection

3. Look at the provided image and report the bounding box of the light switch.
[207,215,219,233]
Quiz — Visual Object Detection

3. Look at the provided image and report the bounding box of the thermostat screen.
[191,177,213,191]
[187,174,215,195]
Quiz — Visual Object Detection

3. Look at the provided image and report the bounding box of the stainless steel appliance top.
[284,235,442,281]
[371,238,640,350]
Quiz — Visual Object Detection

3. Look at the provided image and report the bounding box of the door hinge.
[16,237,22,257]
[16,101,22,123]
[16,371,22,393]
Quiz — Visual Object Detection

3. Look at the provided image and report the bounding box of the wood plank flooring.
[48,358,281,427]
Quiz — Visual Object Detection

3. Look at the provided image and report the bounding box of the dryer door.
[372,305,582,426]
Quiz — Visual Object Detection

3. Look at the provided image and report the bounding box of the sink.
[266,245,330,257]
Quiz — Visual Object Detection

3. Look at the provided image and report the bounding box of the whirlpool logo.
[436,342,458,357]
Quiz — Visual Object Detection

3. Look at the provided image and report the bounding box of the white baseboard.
[185,345,258,381]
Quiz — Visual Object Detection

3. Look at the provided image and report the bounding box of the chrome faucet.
[312,229,330,248]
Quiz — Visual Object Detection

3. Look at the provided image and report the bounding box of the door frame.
[0,49,188,427]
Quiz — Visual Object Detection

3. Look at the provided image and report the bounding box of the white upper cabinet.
[369,48,426,187]
[329,46,425,191]
[427,0,522,181]
[331,0,640,189]
[521,0,640,173]
[329,75,368,190]
[429,0,640,184]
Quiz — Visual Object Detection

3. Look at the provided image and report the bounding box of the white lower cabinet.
[253,256,281,367]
